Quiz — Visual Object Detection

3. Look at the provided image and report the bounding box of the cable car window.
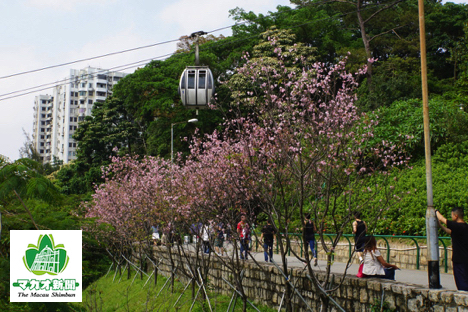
[188,72,195,89]
[198,71,206,89]
[207,74,213,89]
[181,73,186,89]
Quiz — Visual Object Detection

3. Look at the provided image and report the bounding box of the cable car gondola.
[178,66,214,110]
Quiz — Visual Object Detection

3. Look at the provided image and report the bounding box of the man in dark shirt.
[261,220,276,262]
[436,207,468,291]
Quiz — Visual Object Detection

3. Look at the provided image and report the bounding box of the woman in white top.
[362,236,399,280]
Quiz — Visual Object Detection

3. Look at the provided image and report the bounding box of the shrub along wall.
[147,246,467,311]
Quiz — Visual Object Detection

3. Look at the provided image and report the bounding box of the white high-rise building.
[33,67,127,164]
[32,95,54,162]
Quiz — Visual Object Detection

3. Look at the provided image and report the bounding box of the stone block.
[454,293,468,306]
[407,298,421,312]
[367,280,381,292]
[359,288,368,303]
[441,291,455,304]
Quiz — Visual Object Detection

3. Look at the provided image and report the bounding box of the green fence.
[253,233,452,273]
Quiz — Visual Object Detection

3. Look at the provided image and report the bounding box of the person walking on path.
[303,213,318,266]
[352,212,367,263]
[436,207,468,291]
[362,236,399,280]
[201,223,211,254]
[261,219,276,262]
[237,214,251,260]
[214,223,226,256]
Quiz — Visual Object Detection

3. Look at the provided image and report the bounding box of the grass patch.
[70,271,276,311]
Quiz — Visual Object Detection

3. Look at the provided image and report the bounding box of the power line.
[0,39,181,81]
[0,54,174,102]
[0,0,383,81]
[0,1,397,102]
[0,54,173,100]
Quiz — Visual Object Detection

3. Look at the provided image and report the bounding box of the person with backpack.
[261,219,276,262]
[303,213,318,266]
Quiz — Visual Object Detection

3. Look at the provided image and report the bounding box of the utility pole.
[418,0,441,289]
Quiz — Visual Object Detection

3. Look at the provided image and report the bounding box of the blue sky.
[0,0,466,161]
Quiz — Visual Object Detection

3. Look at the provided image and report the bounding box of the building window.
[97,74,107,80]
[40,149,44,154]
[40,135,44,139]
[40,128,45,132]
[79,91,86,96]
[41,121,45,125]
[41,114,45,118]
[41,107,46,111]
[97,92,106,97]
[70,100,74,104]
[40,142,44,146]
[88,91,94,96]
[88,100,93,104]
[113,77,120,81]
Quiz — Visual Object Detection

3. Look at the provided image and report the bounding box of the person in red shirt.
[237,214,250,260]
[436,207,468,291]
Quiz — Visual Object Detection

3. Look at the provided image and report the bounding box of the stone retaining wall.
[148,246,467,311]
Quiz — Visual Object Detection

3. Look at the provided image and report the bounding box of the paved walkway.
[244,247,457,291]
[205,241,457,291]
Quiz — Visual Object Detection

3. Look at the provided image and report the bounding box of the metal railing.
[253,233,452,273]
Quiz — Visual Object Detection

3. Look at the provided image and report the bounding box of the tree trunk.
[356,0,374,89]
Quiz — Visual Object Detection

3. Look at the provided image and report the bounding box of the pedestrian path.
[245,248,457,291]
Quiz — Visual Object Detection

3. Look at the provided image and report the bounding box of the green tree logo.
[22,234,69,275]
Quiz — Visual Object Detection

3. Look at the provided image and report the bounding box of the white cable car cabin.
[179,66,214,109]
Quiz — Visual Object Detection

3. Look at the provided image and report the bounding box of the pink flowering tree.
[208,35,410,310]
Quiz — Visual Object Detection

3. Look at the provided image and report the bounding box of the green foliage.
[356,56,422,110]
[370,298,396,312]
[69,273,276,312]
[369,98,468,160]
[364,141,468,236]
[0,158,62,205]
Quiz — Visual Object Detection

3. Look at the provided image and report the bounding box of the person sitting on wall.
[362,236,399,280]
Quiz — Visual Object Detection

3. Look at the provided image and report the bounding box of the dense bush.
[366,141,468,236]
